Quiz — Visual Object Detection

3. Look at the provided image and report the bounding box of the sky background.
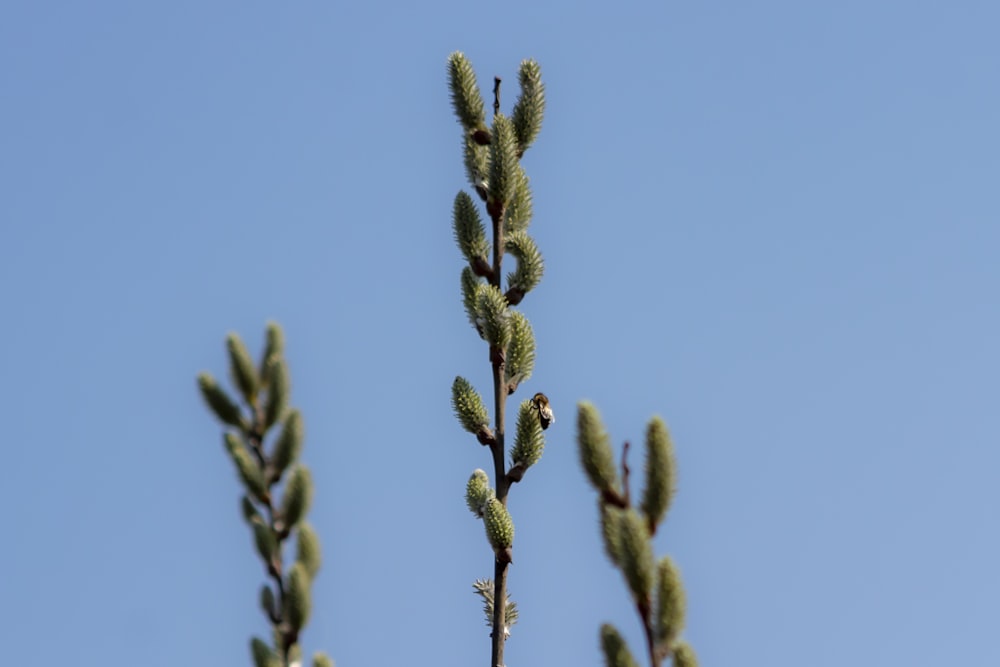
[2,1,998,665]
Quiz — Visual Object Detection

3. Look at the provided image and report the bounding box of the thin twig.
[638,598,657,667]
[493,77,501,118]
[621,440,632,507]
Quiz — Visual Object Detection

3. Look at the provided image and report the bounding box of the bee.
[531,392,555,430]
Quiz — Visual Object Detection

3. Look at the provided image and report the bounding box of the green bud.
[281,465,313,530]
[241,495,262,524]
[504,165,533,235]
[672,641,699,667]
[272,409,304,480]
[312,652,335,667]
[510,399,544,470]
[483,498,514,551]
[512,59,545,156]
[286,561,312,632]
[641,417,676,532]
[505,596,519,630]
[263,356,289,430]
[476,284,511,350]
[654,556,686,648]
[505,231,544,301]
[576,402,619,493]
[252,521,277,564]
[504,311,535,392]
[250,637,281,667]
[461,267,483,333]
[599,624,639,667]
[472,578,495,626]
[259,321,285,388]
[618,509,655,604]
[226,332,259,404]
[451,376,490,435]
[488,114,517,209]
[271,627,285,656]
[287,644,302,665]
[464,135,490,198]
[224,433,266,499]
[296,521,322,580]
[600,502,624,567]
[259,584,276,619]
[472,578,518,632]
[197,372,244,428]
[447,52,486,130]
[453,191,489,265]
[465,469,493,517]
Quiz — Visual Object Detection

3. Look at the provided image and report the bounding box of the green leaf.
[226,332,259,404]
[599,624,640,667]
[640,416,676,532]
[197,372,244,428]
[272,409,304,480]
[297,521,322,580]
[654,555,686,647]
[465,468,493,517]
[281,465,313,530]
[448,52,486,130]
[451,376,490,435]
[286,561,312,632]
[576,402,619,493]
[512,59,545,155]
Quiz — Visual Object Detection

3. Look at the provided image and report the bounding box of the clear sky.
[2,1,998,666]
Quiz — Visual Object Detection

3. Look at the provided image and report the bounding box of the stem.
[640,603,657,667]
[621,440,632,506]
[491,556,509,667]
[489,339,508,667]
[247,405,293,667]
[489,180,508,667]
[493,76,501,118]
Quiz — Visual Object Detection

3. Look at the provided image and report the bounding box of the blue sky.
[2,1,998,665]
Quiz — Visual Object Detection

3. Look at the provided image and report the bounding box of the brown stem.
[247,405,294,667]
[493,77,501,118]
[638,598,658,667]
[621,440,632,506]
[488,192,509,667]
